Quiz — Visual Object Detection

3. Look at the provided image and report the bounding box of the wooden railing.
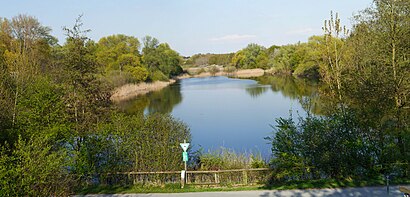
[186,168,270,186]
[96,168,270,186]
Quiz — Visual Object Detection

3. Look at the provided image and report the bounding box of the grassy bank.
[76,184,262,195]
[110,80,176,102]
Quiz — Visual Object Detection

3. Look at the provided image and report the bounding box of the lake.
[118,76,320,157]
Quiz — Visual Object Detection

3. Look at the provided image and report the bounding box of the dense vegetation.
[267,0,409,184]
[184,53,234,68]
[0,15,189,196]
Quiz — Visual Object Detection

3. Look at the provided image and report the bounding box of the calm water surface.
[118,76,319,157]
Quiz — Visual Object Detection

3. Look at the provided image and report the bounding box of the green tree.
[343,0,410,163]
[268,110,378,181]
[0,135,72,196]
[232,43,269,69]
[321,11,349,101]
[142,36,183,80]
[0,15,55,127]
[96,34,146,84]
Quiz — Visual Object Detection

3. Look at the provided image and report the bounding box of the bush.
[104,70,136,87]
[0,136,72,196]
[208,65,220,76]
[196,147,267,170]
[267,110,382,182]
[125,66,149,82]
[293,62,319,79]
[149,70,169,81]
[224,66,237,74]
[72,113,191,176]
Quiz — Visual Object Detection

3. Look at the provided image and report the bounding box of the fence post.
[214,172,220,184]
[243,170,248,185]
[181,170,185,188]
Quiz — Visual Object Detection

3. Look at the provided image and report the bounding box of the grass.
[76,177,410,195]
[76,184,263,195]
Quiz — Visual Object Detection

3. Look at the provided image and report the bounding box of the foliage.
[208,65,220,76]
[95,34,147,84]
[184,53,233,67]
[0,15,192,195]
[271,36,325,79]
[342,0,410,165]
[0,135,72,196]
[224,66,237,74]
[195,147,267,170]
[142,36,183,80]
[149,69,169,81]
[96,34,141,70]
[73,113,191,176]
[268,1,410,184]
[268,110,383,181]
[231,43,269,69]
[321,11,349,100]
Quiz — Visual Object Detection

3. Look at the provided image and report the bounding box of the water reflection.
[245,85,269,98]
[117,83,182,114]
[254,75,324,115]
[116,76,323,156]
[146,84,182,114]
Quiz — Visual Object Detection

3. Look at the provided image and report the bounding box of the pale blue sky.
[1,0,373,56]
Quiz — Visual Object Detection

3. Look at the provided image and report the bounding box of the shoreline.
[111,68,266,102]
[110,80,176,103]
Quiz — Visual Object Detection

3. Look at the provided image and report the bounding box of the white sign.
[180,142,190,151]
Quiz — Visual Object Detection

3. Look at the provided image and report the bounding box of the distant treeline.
[184,37,337,80]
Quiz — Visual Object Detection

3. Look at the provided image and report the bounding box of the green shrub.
[197,148,267,170]
[149,70,169,81]
[125,66,149,82]
[0,136,72,196]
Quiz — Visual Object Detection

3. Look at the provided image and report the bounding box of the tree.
[271,45,297,74]
[321,11,349,101]
[0,15,55,127]
[60,15,111,156]
[96,34,142,75]
[0,135,72,196]
[232,43,269,69]
[141,36,183,80]
[344,0,410,163]
[268,110,377,181]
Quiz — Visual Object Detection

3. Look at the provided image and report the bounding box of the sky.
[1,0,374,56]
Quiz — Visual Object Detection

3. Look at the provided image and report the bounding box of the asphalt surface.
[77,185,408,197]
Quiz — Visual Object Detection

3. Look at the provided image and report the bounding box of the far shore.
[111,68,266,102]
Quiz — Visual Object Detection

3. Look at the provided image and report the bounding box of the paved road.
[78,185,408,197]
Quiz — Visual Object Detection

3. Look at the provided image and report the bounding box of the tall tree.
[61,15,111,147]
[346,0,410,162]
[141,36,182,80]
[232,43,269,69]
[0,15,55,131]
[322,11,349,101]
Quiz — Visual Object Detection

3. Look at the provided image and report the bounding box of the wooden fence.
[95,168,270,187]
